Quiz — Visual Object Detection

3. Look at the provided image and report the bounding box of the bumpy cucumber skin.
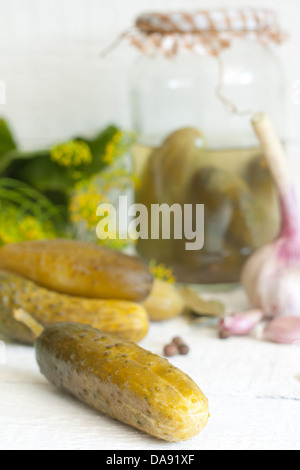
[0,239,153,302]
[0,271,149,344]
[35,322,209,442]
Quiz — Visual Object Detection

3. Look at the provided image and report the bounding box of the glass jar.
[129,9,286,284]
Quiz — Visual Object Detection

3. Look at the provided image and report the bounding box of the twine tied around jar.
[101,9,287,115]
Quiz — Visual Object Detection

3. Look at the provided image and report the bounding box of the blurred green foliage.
[0,119,135,246]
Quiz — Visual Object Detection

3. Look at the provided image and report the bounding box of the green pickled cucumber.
[245,154,280,238]
[189,166,271,249]
[0,271,149,344]
[136,128,205,263]
[35,322,209,442]
[142,127,205,205]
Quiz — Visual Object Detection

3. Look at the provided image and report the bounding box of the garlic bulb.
[242,113,300,318]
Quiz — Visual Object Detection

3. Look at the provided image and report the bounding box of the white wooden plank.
[1,288,300,450]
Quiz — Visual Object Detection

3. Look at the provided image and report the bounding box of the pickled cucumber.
[35,322,209,442]
[189,166,269,249]
[0,239,153,301]
[245,154,280,239]
[142,127,205,205]
[0,271,149,344]
[136,128,205,264]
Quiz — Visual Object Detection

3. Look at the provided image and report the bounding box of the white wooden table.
[1,287,300,450]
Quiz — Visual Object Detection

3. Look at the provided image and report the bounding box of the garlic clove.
[241,244,275,310]
[219,310,264,339]
[263,316,300,344]
[242,237,300,318]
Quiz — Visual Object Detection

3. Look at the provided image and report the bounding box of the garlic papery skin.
[264,317,300,344]
[242,113,300,318]
[242,235,300,317]
[219,310,264,338]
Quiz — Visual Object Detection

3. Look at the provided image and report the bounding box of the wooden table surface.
[1,287,300,450]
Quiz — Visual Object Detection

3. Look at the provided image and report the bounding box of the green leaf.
[0,119,17,155]
[12,155,74,193]
[0,178,67,237]
[0,119,18,172]
[0,125,130,232]
[0,149,49,175]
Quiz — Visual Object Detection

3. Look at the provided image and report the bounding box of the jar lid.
[128,8,286,57]
[101,8,287,58]
[136,9,280,34]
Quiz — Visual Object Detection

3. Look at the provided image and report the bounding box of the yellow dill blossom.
[18,215,56,240]
[103,131,134,165]
[0,204,56,244]
[103,131,123,165]
[50,140,92,167]
[149,260,176,284]
[100,167,138,193]
[70,186,104,229]
[96,235,132,251]
[0,212,21,244]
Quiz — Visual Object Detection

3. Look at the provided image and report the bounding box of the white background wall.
[0,0,300,167]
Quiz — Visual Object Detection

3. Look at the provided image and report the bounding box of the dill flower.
[103,131,123,165]
[149,260,176,284]
[97,237,131,251]
[100,167,138,193]
[69,184,104,230]
[50,140,92,167]
[103,131,135,165]
[0,203,56,244]
[0,205,20,244]
[19,215,56,241]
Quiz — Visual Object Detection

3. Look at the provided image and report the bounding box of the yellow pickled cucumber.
[0,239,153,301]
[0,271,149,344]
[35,322,209,442]
[142,279,185,321]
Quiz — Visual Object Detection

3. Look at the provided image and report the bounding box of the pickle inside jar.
[133,128,281,284]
